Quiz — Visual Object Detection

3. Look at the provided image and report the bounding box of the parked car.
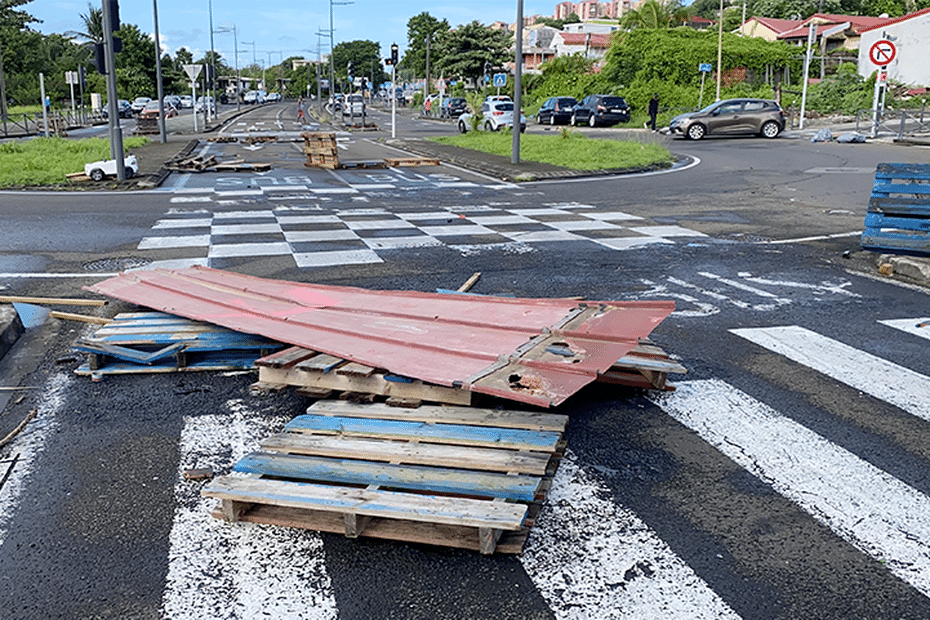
[243,90,265,104]
[102,99,132,118]
[571,94,630,127]
[536,96,578,125]
[441,97,468,118]
[178,95,193,108]
[458,100,526,133]
[194,96,215,113]
[485,95,512,103]
[163,95,181,110]
[344,93,365,115]
[139,99,178,119]
[130,96,152,114]
[85,155,138,181]
[668,98,786,140]
[394,88,406,107]
[265,92,282,102]
[329,93,344,112]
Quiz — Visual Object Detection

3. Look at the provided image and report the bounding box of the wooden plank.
[457,272,482,293]
[308,400,568,432]
[863,211,930,232]
[284,414,563,451]
[202,475,528,530]
[259,433,554,475]
[215,504,525,554]
[336,362,376,377]
[255,346,319,368]
[257,364,473,406]
[296,353,345,372]
[869,196,930,215]
[875,163,930,178]
[872,181,930,196]
[234,451,542,501]
[0,295,105,307]
[49,311,111,325]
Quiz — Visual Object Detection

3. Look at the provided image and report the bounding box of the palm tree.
[620,0,689,29]
[66,3,104,43]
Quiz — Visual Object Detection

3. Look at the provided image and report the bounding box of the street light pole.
[153,0,166,143]
[329,0,353,96]
[209,0,217,120]
[715,0,724,101]
[512,0,523,164]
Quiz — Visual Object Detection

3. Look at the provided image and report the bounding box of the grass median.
[0,136,148,187]
[431,129,674,173]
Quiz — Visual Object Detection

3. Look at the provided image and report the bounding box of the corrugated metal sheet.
[86,267,674,407]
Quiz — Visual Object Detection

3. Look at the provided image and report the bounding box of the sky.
[30,0,559,66]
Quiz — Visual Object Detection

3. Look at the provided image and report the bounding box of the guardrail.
[1,109,107,138]
[855,105,930,139]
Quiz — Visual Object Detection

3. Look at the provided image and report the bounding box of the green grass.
[432,130,673,171]
[0,136,148,187]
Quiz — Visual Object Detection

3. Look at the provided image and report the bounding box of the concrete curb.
[0,305,24,362]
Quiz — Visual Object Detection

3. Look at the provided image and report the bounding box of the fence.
[856,105,930,139]
[0,108,106,138]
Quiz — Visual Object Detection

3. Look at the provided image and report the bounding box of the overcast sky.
[31,0,562,65]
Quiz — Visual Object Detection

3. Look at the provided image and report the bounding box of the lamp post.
[153,0,166,143]
[329,0,354,97]
[217,24,240,111]
[715,0,723,101]
[209,0,217,120]
[242,40,254,94]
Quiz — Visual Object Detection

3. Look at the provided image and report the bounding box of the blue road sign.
[699,63,713,73]
[493,73,507,87]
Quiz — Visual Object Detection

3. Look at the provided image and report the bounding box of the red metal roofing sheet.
[86,267,674,407]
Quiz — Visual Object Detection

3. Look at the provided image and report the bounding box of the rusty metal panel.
[86,267,674,407]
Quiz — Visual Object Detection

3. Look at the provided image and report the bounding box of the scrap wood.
[85,266,676,408]
[49,311,112,325]
[384,157,440,167]
[65,171,90,181]
[457,272,481,293]
[0,408,38,449]
[213,162,272,172]
[0,295,105,307]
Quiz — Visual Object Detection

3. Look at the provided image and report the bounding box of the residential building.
[553,31,613,60]
[857,7,930,86]
[736,16,802,40]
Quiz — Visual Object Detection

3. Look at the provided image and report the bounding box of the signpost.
[698,63,712,109]
[65,70,79,116]
[869,38,897,138]
[493,72,506,97]
[183,64,204,132]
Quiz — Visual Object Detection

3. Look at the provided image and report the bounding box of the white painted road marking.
[731,325,930,422]
[650,379,930,599]
[521,451,742,620]
[162,399,338,619]
[878,317,930,341]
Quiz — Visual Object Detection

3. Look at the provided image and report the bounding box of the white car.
[178,95,193,108]
[85,155,139,181]
[344,93,365,115]
[265,92,282,102]
[130,97,151,114]
[458,100,526,133]
[243,90,265,104]
[194,96,215,113]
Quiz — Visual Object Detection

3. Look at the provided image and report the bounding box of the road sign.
[492,73,507,88]
[869,39,896,66]
[699,63,712,73]
[183,64,204,81]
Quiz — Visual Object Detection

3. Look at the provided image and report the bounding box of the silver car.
[669,98,786,140]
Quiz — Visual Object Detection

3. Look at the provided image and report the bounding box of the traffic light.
[92,42,106,74]
[107,0,120,32]
[391,43,398,66]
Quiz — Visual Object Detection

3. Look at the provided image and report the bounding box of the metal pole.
[234,25,240,112]
[511,0,523,165]
[153,0,167,143]
[425,34,430,111]
[209,0,216,120]
[391,63,396,139]
[329,0,336,99]
[715,0,723,101]
[39,72,49,137]
[799,22,815,130]
[101,0,125,179]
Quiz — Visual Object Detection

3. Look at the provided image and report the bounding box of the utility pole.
[715,0,724,101]
[512,0,523,164]
[153,0,166,143]
[329,0,354,97]
[102,0,126,180]
[425,33,430,106]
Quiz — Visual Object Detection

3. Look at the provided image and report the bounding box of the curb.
[0,305,25,362]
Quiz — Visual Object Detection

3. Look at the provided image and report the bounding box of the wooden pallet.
[861,163,930,256]
[301,132,340,169]
[166,154,217,171]
[213,162,272,172]
[252,346,474,406]
[384,157,440,167]
[202,400,568,554]
[73,312,283,376]
[596,337,686,390]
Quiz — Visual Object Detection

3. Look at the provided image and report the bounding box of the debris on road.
[384,157,440,167]
[85,266,679,407]
[202,400,569,554]
[72,311,282,377]
[861,163,930,257]
[301,132,339,169]
[165,154,271,173]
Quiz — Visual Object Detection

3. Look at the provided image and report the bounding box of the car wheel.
[89,168,104,182]
[458,120,467,134]
[686,123,706,140]
[589,114,597,128]
[761,120,781,139]
[570,114,577,126]
[125,168,135,179]
[484,120,494,132]
[549,114,556,126]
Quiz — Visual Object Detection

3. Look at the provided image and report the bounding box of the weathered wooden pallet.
[384,157,440,167]
[596,337,686,391]
[304,153,339,169]
[213,162,272,172]
[861,162,930,257]
[202,400,569,554]
[73,311,282,376]
[338,160,387,170]
[252,346,474,406]
[242,135,277,144]
[207,136,238,143]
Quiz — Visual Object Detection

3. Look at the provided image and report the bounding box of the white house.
[857,8,930,87]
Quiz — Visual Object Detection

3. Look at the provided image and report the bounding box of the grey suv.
[669,98,786,140]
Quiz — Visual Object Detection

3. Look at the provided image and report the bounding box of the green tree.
[0,0,39,116]
[535,14,581,29]
[66,2,103,42]
[620,0,688,29]
[403,12,450,78]
[332,40,383,92]
[436,21,511,87]
[113,23,157,98]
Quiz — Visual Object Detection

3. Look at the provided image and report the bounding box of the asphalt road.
[1,102,929,619]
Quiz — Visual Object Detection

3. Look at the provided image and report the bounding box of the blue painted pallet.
[861,163,930,256]
[74,311,283,376]
[203,400,568,553]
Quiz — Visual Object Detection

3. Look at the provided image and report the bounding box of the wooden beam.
[0,295,106,306]
[49,311,112,325]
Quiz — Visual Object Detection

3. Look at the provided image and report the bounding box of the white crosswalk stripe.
[649,378,930,598]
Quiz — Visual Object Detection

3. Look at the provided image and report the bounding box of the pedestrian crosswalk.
[137,204,706,269]
[152,318,930,618]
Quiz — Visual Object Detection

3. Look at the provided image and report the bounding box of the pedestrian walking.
[296,96,305,122]
[648,93,659,132]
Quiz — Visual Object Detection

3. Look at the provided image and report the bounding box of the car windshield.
[558,98,576,105]
[494,102,514,111]
[602,97,626,107]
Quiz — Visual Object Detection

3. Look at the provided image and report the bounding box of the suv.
[441,97,468,118]
[668,98,786,140]
[102,99,132,118]
[344,93,365,115]
[536,96,578,125]
[130,96,152,114]
[570,95,630,127]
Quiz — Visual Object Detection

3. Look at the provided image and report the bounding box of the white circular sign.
[869,39,897,66]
